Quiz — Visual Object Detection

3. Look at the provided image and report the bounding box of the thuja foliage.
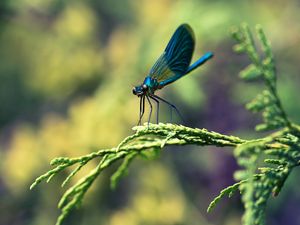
[207,24,300,225]
[31,24,300,225]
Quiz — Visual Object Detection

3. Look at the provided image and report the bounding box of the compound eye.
[142,84,148,90]
[132,87,136,95]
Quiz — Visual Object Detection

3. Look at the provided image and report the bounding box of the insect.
[132,24,213,125]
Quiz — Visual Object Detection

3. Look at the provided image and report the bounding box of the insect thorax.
[143,76,159,93]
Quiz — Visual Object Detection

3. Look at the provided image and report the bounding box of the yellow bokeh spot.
[54,3,96,39]
[3,125,42,192]
[109,163,186,225]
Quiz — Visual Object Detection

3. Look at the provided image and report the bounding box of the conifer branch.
[31,123,247,225]
[224,24,300,225]
[232,24,292,131]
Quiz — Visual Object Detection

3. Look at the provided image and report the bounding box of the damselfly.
[132,24,213,125]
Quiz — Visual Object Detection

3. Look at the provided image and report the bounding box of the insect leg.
[152,95,185,123]
[149,95,159,124]
[138,96,145,125]
[145,95,153,125]
[170,104,173,123]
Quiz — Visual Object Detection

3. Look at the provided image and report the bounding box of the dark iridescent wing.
[149,24,195,84]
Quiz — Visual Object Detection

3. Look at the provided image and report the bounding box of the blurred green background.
[1,0,300,224]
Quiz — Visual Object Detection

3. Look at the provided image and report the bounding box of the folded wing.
[149,24,195,85]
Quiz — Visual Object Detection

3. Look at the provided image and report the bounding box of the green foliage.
[31,24,300,225]
[232,24,292,131]
[31,124,245,225]
[209,24,300,225]
[207,180,245,213]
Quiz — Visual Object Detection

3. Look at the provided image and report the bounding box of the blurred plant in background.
[1,0,300,225]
